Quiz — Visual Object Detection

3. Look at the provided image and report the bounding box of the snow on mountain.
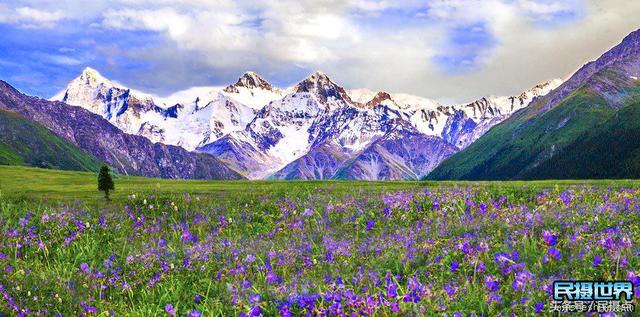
[294,71,355,108]
[138,93,258,150]
[308,102,410,152]
[53,67,562,180]
[199,73,423,178]
[347,88,446,136]
[347,88,377,104]
[399,79,563,145]
[347,88,442,111]
[270,79,562,180]
[332,120,458,180]
[51,67,163,135]
[198,72,365,178]
[439,79,563,148]
[52,69,279,150]
[271,92,447,180]
[222,71,286,109]
[199,90,330,179]
[156,86,222,107]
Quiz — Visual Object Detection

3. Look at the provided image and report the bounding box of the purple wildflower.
[80,302,98,314]
[593,255,602,267]
[165,304,176,316]
[478,203,487,215]
[627,271,639,287]
[560,192,572,205]
[548,247,561,261]
[484,275,500,292]
[390,302,401,312]
[249,305,262,316]
[450,261,459,273]
[542,230,558,246]
[512,271,533,291]
[265,270,281,284]
[366,219,375,231]
[244,254,256,263]
[279,303,291,317]
[302,208,314,217]
[249,294,261,304]
[181,229,197,244]
[486,292,502,304]
[387,283,398,298]
[80,262,90,274]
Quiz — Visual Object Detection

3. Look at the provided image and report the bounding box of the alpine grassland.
[1,166,639,316]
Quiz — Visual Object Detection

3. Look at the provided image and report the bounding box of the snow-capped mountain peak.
[224,71,274,92]
[77,67,114,87]
[457,79,563,120]
[294,71,354,105]
[51,67,115,101]
[516,79,564,103]
[221,72,284,110]
[51,67,142,124]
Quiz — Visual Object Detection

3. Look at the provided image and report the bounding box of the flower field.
[1,179,639,316]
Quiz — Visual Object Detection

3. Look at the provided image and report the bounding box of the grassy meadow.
[1,166,639,316]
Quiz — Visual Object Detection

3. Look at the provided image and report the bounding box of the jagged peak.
[514,78,563,100]
[294,71,353,104]
[296,71,336,86]
[78,67,112,85]
[458,78,562,111]
[531,78,563,91]
[463,96,490,108]
[309,70,329,79]
[223,71,273,93]
[50,66,123,101]
[81,66,99,75]
[365,91,395,109]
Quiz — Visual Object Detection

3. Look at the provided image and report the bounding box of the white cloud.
[1,0,639,102]
[102,8,191,37]
[0,5,67,28]
[349,0,393,12]
[44,54,83,65]
[518,0,580,21]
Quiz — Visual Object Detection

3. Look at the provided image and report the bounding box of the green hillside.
[426,88,623,180]
[527,99,640,178]
[0,109,103,172]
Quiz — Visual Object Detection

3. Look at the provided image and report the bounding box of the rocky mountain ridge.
[51,67,562,179]
[2,80,243,179]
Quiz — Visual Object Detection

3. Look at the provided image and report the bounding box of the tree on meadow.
[98,165,115,201]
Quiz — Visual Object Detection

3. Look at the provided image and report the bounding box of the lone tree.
[98,165,115,200]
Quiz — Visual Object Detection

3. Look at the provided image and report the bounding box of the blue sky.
[0,0,638,102]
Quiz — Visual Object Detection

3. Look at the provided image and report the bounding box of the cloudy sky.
[0,0,639,103]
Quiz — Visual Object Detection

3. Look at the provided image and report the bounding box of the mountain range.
[50,66,561,180]
[0,81,243,180]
